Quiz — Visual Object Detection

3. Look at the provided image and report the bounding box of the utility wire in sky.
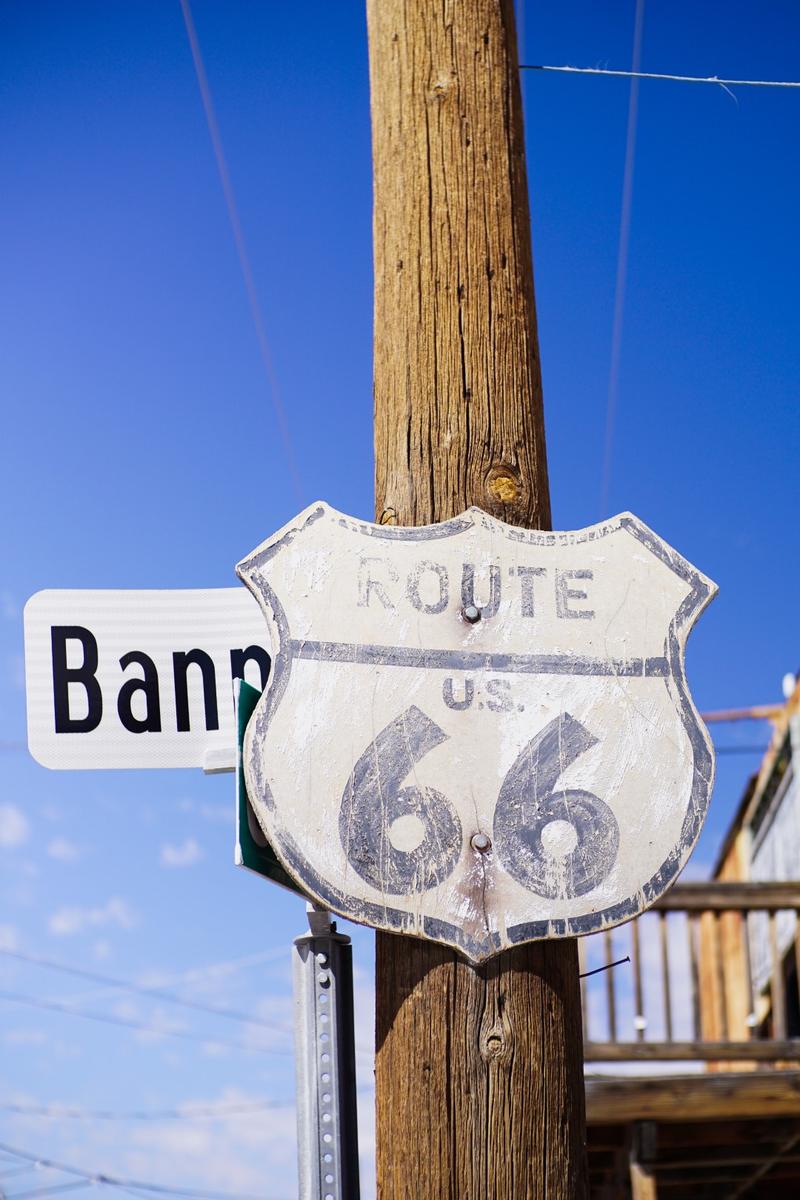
[598,0,646,517]
[0,1099,287,1122]
[51,947,285,1009]
[0,1164,39,1181]
[0,988,292,1057]
[520,63,800,88]
[0,1143,273,1200]
[7,1181,90,1200]
[0,946,291,1035]
[178,0,304,504]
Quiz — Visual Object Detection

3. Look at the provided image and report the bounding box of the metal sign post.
[293,907,360,1200]
[237,681,360,1198]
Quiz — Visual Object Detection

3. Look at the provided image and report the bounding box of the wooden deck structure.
[583,880,800,1198]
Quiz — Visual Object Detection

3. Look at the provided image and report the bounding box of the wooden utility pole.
[368,1,588,1197]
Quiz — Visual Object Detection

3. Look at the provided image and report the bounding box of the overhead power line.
[0,1164,40,1180]
[0,947,291,1035]
[0,988,291,1057]
[50,947,286,1010]
[178,0,304,504]
[520,64,800,89]
[0,1142,272,1200]
[0,1098,287,1122]
[598,0,645,518]
[7,1182,89,1200]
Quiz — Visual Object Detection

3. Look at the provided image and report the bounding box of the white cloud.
[48,896,138,937]
[11,652,25,691]
[0,803,29,848]
[121,1088,298,1194]
[0,923,18,950]
[199,802,231,824]
[46,837,82,863]
[4,1028,47,1047]
[160,838,204,868]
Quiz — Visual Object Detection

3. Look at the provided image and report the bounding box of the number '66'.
[338,708,619,900]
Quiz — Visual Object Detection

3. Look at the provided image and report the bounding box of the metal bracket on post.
[293,904,360,1200]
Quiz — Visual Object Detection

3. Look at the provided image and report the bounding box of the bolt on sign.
[237,503,717,962]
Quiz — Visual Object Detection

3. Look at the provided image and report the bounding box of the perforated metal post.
[293,906,360,1200]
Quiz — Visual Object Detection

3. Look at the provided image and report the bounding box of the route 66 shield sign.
[237,503,716,962]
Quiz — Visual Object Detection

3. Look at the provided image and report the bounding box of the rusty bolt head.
[462,605,481,624]
[471,832,492,853]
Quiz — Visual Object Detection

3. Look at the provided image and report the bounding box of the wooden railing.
[582,882,800,1063]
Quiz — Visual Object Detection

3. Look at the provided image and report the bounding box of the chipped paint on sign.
[237,503,716,962]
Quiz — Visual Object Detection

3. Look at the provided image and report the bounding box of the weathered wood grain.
[585,1071,800,1123]
[368,0,587,1195]
[376,935,586,1198]
[585,1040,800,1062]
[653,881,800,910]
[369,0,549,534]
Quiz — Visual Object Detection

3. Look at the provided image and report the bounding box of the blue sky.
[2,1,800,1195]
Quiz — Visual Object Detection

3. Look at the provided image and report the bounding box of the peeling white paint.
[237,503,717,961]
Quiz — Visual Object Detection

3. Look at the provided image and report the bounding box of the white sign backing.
[24,589,268,770]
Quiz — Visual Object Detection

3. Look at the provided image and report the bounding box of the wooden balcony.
[583,881,800,1064]
[582,881,800,1198]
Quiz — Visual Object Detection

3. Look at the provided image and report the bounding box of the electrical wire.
[0,1099,287,1122]
[6,1182,90,1200]
[178,0,303,504]
[0,948,373,1060]
[520,64,800,88]
[0,1143,270,1200]
[579,955,630,980]
[0,988,291,1057]
[598,0,645,518]
[0,947,291,1035]
[49,947,286,1010]
[0,1165,39,1181]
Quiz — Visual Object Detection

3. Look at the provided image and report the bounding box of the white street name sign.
[238,502,717,961]
[24,589,268,770]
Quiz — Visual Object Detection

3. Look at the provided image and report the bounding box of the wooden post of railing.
[629,1122,658,1200]
[713,912,728,1041]
[769,911,788,1039]
[578,938,589,1043]
[742,911,755,1038]
[631,919,645,1041]
[583,884,800,1064]
[659,912,673,1042]
[630,1159,657,1200]
[688,913,701,1040]
[604,928,617,1042]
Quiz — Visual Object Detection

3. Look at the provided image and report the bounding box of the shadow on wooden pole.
[367,1,588,1195]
